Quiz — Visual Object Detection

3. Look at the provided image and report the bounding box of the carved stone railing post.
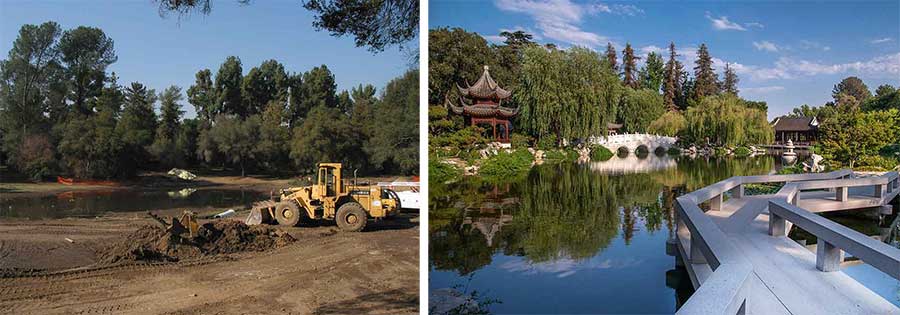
[816,239,843,272]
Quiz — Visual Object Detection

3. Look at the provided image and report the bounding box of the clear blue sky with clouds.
[0,0,414,118]
[431,0,900,119]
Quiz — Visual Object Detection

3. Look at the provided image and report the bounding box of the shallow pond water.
[0,188,270,219]
[429,154,897,313]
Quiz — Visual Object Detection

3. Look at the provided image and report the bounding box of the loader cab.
[315,163,343,197]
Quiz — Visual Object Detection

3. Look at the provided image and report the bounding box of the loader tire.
[335,202,367,232]
[275,202,302,227]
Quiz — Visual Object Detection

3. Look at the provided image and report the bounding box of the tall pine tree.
[638,52,665,92]
[693,44,719,99]
[622,43,640,88]
[605,42,618,73]
[662,42,682,111]
[721,63,739,95]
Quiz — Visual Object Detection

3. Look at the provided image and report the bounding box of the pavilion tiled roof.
[446,96,519,119]
[457,65,512,100]
[772,117,817,132]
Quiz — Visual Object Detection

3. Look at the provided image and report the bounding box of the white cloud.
[494,0,640,48]
[798,40,831,52]
[871,37,893,44]
[709,53,900,82]
[753,41,779,52]
[742,86,785,94]
[640,45,664,55]
[705,12,747,31]
[745,22,765,29]
[482,34,505,43]
[496,0,605,47]
[777,53,900,76]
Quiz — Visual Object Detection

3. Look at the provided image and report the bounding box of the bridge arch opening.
[654,146,667,156]
[616,147,630,158]
[634,146,650,159]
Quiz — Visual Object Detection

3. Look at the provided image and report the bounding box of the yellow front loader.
[246,163,401,232]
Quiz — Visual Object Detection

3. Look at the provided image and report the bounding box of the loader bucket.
[246,200,276,225]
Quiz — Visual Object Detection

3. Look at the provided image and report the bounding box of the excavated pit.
[99,220,295,263]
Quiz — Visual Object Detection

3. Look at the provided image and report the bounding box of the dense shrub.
[429,158,462,184]
[510,133,531,149]
[733,147,752,157]
[479,149,534,178]
[591,146,614,161]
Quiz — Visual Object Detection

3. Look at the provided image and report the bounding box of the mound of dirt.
[99,220,295,263]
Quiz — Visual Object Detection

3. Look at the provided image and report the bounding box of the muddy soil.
[0,211,419,314]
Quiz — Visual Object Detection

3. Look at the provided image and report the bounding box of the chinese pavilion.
[446,65,518,143]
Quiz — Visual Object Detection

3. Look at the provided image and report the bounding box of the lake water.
[0,188,270,219]
[429,154,898,314]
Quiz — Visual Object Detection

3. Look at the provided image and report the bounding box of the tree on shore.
[693,44,719,99]
[638,52,665,92]
[622,43,640,89]
[662,42,682,111]
[721,63,739,95]
[605,43,618,73]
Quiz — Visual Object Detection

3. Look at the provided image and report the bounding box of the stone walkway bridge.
[671,170,900,314]
[589,134,677,153]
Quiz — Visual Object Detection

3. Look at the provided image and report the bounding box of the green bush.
[591,146,614,161]
[733,147,752,157]
[777,165,804,175]
[510,133,531,149]
[856,155,900,171]
[479,149,534,178]
[535,136,557,150]
[429,158,462,184]
[667,147,682,155]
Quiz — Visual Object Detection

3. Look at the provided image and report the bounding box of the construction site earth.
[0,173,420,315]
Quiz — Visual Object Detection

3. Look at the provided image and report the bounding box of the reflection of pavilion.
[461,196,518,247]
[589,154,677,174]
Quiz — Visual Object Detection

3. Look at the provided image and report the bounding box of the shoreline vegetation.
[428,28,899,183]
[1,22,419,184]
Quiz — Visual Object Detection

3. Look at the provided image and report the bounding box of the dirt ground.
[0,210,419,314]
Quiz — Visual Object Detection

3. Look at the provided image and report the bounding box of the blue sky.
[431,0,900,119]
[0,0,414,118]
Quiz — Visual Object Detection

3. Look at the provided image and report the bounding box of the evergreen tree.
[366,69,418,175]
[721,63,739,95]
[638,52,665,92]
[662,42,681,111]
[622,43,640,88]
[832,76,871,103]
[300,65,338,111]
[187,69,216,121]
[58,26,117,115]
[156,85,184,141]
[605,42,618,73]
[214,56,244,117]
[117,82,157,164]
[242,59,288,116]
[692,44,719,99]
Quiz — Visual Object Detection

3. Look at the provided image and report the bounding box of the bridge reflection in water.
[590,153,678,174]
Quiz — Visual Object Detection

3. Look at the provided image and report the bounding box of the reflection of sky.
[844,263,900,307]
[430,215,680,314]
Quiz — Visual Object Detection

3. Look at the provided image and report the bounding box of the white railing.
[768,171,900,277]
[674,169,856,315]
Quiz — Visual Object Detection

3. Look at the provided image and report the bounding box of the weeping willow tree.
[682,94,773,146]
[516,46,623,145]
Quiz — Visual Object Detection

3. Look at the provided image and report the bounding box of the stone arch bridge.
[589,134,678,153]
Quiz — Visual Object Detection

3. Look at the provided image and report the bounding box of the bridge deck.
[678,193,900,314]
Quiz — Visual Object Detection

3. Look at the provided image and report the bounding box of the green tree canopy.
[58,26,117,115]
[214,56,244,117]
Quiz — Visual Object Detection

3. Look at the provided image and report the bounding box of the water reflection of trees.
[428,156,776,275]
